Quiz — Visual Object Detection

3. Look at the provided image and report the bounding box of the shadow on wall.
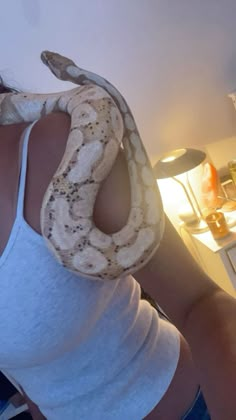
[153,69,236,155]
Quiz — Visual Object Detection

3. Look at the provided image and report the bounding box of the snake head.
[41,50,77,81]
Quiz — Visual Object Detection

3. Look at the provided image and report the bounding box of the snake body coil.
[0,51,164,280]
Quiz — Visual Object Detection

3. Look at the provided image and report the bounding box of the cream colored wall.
[204,136,236,173]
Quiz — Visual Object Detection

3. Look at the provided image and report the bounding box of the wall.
[204,136,236,174]
[2,0,236,159]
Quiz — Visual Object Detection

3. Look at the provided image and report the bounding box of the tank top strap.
[16,120,38,219]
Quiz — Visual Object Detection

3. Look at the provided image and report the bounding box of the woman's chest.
[0,236,110,369]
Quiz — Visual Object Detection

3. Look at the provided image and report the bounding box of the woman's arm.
[134,216,219,329]
[135,217,236,419]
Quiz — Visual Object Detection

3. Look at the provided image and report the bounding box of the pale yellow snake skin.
[0,51,164,280]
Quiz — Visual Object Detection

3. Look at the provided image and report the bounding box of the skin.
[1,111,236,418]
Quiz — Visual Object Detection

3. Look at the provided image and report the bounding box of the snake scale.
[0,51,164,280]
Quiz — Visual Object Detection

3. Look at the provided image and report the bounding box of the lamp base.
[181,219,209,234]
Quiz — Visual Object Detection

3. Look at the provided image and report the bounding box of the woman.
[0,78,235,419]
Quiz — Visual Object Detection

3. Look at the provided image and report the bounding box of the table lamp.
[153,148,208,233]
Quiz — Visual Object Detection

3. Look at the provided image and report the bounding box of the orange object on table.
[201,162,221,210]
[205,211,230,240]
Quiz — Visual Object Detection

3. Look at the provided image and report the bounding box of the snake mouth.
[40,51,60,78]
[41,50,52,65]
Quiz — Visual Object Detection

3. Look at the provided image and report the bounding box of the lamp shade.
[153,148,206,179]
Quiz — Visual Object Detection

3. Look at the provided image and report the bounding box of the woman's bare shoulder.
[25,112,71,233]
[31,111,71,155]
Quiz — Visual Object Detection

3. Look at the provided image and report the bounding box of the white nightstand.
[178,211,236,297]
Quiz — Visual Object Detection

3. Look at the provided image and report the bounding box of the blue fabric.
[182,388,211,419]
[0,400,10,415]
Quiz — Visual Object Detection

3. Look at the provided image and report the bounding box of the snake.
[0,51,164,281]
